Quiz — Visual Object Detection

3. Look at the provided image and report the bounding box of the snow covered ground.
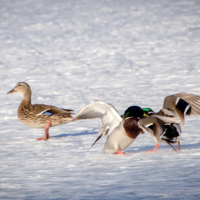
[1,0,200,199]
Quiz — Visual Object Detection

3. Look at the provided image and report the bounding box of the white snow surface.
[1,0,200,199]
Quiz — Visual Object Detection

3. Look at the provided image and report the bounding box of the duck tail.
[91,133,103,147]
[162,139,177,152]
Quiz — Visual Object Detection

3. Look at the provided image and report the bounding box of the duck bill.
[143,113,149,118]
[7,89,15,94]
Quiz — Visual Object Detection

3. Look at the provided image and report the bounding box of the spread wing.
[174,93,200,116]
[74,101,122,138]
[154,93,200,129]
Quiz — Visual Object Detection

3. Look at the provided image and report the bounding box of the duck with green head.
[73,101,149,155]
[103,105,147,155]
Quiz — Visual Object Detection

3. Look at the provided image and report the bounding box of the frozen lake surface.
[1,0,200,199]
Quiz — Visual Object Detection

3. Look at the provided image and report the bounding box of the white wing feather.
[74,101,122,136]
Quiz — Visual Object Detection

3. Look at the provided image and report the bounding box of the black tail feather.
[162,139,177,152]
[91,134,103,147]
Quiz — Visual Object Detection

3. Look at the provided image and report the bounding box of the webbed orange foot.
[113,149,133,156]
[144,143,159,153]
[37,136,49,141]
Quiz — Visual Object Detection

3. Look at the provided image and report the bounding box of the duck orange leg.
[114,149,133,156]
[37,121,51,141]
[144,143,159,153]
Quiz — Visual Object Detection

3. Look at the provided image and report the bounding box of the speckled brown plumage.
[8,82,74,140]
[17,100,73,128]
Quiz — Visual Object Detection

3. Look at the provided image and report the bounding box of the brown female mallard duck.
[7,82,74,140]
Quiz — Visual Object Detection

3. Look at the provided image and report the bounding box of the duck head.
[124,106,145,119]
[7,82,31,101]
[123,106,145,139]
[7,82,31,94]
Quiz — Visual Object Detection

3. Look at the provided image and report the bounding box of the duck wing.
[32,104,74,117]
[174,93,200,116]
[154,93,200,128]
[154,95,181,124]
[74,101,122,145]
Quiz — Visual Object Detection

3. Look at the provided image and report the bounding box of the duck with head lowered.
[138,93,200,152]
[7,82,74,140]
[73,101,149,155]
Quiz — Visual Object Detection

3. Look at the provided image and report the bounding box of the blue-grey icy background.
[1,0,200,199]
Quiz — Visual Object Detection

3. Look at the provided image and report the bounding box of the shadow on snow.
[132,142,200,153]
[52,129,97,139]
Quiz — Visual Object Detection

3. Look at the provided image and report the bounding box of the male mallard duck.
[73,101,148,155]
[138,93,200,152]
[7,82,74,140]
